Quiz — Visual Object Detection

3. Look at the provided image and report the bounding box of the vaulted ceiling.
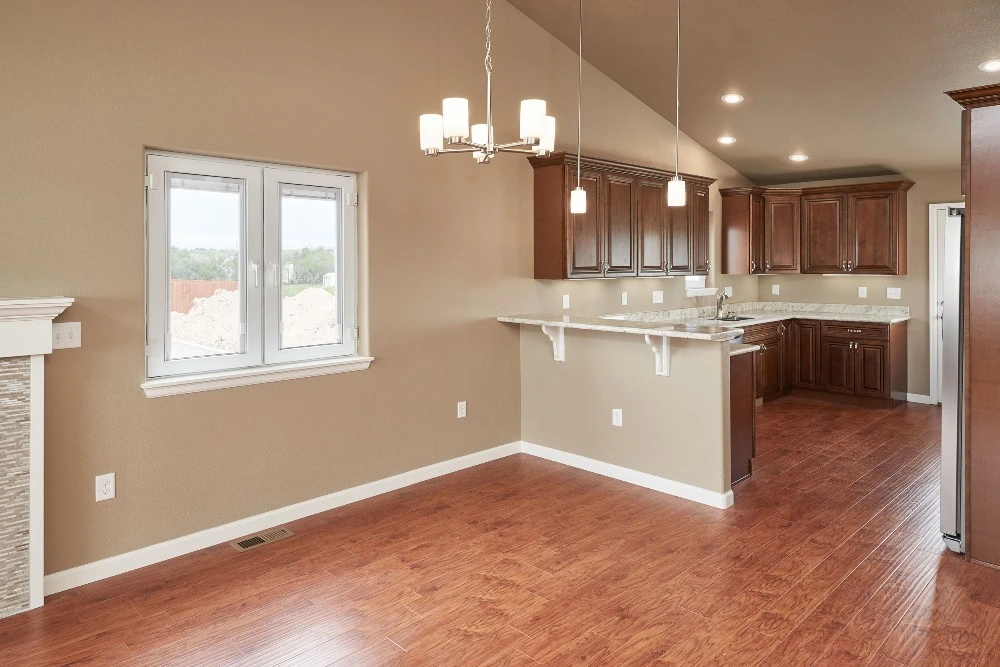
[508,0,1000,184]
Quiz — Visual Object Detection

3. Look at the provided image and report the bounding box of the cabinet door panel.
[666,202,692,275]
[606,174,637,275]
[822,339,855,395]
[760,338,784,397]
[567,170,603,277]
[751,194,766,274]
[637,178,667,276]
[764,195,800,273]
[791,321,820,388]
[855,341,889,398]
[801,195,846,274]
[850,192,895,274]
[692,187,711,274]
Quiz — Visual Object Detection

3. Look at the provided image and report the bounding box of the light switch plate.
[858,286,868,298]
[52,322,81,349]
[95,473,115,502]
[611,408,623,427]
[653,290,664,304]
[621,292,628,306]
[724,286,733,297]
[887,287,902,300]
[562,294,570,310]
[457,401,467,419]
[771,284,780,296]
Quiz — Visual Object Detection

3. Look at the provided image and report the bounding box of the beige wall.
[521,330,731,493]
[0,1,752,572]
[755,170,961,396]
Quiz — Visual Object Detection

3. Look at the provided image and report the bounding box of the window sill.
[141,356,374,398]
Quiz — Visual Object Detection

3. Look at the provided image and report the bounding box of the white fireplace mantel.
[0,296,73,616]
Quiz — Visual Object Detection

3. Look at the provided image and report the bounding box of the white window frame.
[263,167,357,364]
[143,151,368,397]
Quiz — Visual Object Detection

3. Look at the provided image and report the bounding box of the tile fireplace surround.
[0,297,73,619]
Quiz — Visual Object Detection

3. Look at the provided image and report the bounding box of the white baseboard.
[43,442,521,597]
[519,441,734,510]
[45,439,734,597]
[907,393,938,405]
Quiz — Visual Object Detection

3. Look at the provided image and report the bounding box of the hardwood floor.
[4,396,1000,665]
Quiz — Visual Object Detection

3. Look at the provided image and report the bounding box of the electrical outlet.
[771,284,780,296]
[611,408,623,427]
[887,287,902,300]
[858,286,868,298]
[621,291,628,306]
[653,290,664,304]
[724,286,733,297]
[95,473,115,502]
[562,294,570,310]
[52,322,81,349]
[457,401,467,419]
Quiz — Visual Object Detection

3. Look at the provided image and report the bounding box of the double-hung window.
[144,152,366,395]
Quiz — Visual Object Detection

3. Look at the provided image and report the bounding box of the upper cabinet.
[530,153,715,280]
[722,180,913,276]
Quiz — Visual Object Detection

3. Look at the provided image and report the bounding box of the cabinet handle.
[750,260,756,273]
[706,260,712,271]
[765,260,771,271]
[847,261,853,272]
[841,260,847,271]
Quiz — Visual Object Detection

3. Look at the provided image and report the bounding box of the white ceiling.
[507,0,1000,184]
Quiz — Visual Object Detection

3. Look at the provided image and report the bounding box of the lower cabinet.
[740,318,907,407]
[730,351,756,486]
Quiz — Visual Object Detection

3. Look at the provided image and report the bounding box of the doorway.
[928,202,965,404]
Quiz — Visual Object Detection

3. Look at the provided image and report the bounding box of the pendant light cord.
[674,0,680,179]
[484,0,492,76]
[577,0,583,188]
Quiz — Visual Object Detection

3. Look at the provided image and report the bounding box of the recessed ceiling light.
[721,93,744,104]
[717,136,736,144]
[979,59,1000,72]
[788,153,809,162]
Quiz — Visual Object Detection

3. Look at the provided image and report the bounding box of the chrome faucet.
[715,291,730,319]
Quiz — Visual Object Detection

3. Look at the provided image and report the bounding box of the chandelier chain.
[484,0,493,75]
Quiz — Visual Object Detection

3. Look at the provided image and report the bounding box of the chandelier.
[418,0,555,163]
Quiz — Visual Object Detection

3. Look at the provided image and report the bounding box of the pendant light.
[418,0,555,163]
[667,0,686,207]
[569,0,587,214]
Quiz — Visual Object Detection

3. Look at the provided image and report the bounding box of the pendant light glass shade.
[667,177,686,207]
[519,99,547,141]
[442,98,470,140]
[471,123,489,161]
[570,186,588,214]
[419,114,444,152]
[534,116,556,154]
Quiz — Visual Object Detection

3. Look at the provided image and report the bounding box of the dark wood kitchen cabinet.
[722,180,912,276]
[763,191,801,273]
[530,152,715,279]
[817,321,907,407]
[788,320,821,389]
[821,338,856,395]
[720,188,765,274]
[741,321,786,402]
[730,350,756,486]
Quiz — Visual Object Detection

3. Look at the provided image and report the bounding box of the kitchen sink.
[714,315,755,322]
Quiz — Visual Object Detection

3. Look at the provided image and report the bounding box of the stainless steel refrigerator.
[941,206,965,553]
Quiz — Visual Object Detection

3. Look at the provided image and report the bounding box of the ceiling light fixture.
[721,93,744,104]
[788,153,809,162]
[667,0,685,207]
[978,59,1000,73]
[570,0,587,214]
[717,136,736,145]
[418,0,555,163]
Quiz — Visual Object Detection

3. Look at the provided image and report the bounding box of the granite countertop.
[605,301,910,326]
[730,343,760,357]
[497,314,743,342]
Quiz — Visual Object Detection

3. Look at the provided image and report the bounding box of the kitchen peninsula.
[499,301,909,510]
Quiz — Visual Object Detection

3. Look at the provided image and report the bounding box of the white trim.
[141,355,374,397]
[28,355,44,610]
[928,202,965,405]
[44,441,521,596]
[907,393,938,405]
[0,298,74,358]
[520,441,734,509]
[0,297,75,321]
